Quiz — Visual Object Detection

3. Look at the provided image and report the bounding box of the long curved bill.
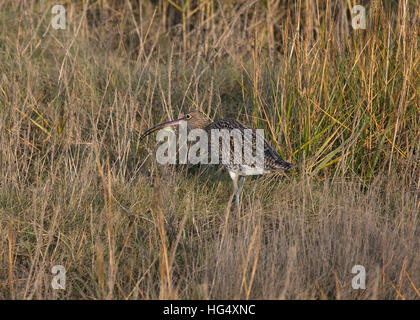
[140,117,184,141]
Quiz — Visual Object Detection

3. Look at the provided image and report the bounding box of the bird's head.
[182,110,210,129]
[140,110,210,140]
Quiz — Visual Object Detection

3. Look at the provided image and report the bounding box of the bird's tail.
[274,159,292,171]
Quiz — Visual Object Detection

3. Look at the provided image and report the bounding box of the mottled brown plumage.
[141,110,292,206]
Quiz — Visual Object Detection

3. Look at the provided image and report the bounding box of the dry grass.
[0,0,419,299]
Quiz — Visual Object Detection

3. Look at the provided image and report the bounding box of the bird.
[140,110,291,206]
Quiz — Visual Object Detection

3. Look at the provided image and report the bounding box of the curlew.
[140,111,291,206]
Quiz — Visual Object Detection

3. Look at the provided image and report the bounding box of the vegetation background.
[0,0,418,299]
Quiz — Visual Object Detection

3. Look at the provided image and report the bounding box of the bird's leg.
[228,171,239,206]
[236,176,245,205]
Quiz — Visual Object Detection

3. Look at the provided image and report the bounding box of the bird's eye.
[185,114,191,119]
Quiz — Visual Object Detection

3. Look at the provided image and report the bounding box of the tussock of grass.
[0,0,418,299]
